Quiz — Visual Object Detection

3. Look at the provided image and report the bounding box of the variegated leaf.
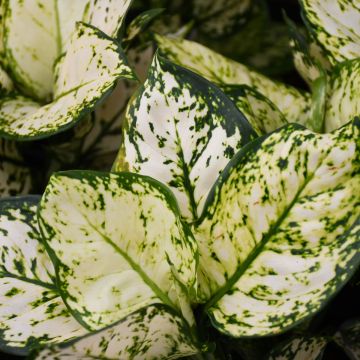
[335,319,360,360]
[285,16,321,86]
[124,8,164,46]
[325,59,360,132]
[77,45,153,171]
[56,1,88,51]
[222,84,287,135]
[34,304,199,360]
[195,119,360,336]
[38,171,198,331]
[0,138,34,196]
[155,35,311,125]
[0,196,86,355]
[84,0,132,38]
[114,53,256,221]
[300,0,360,65]
[2,0,59,101]
[268,336,328,360]
[0,23,135,140]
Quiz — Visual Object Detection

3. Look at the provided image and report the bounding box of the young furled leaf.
[38,171,198,331]
[0,197,86,355]
[0,23,135,140]
[114,53,256,221]
[268,336,328,360]
[325,59,360,132]
[155,35,311,125]
[222,84,287,135]
[195,119,360,336]
[300,0,360,65]
[34,304,199,360]
[334,319,360,360]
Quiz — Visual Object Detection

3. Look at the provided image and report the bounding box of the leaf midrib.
[82,213,177,312]
[204,171,316,313]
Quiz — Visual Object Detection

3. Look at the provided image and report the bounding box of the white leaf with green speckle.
[0,197,86,355]
[335,319,360,360]
[34,304,199,360]
[300,0,360,65]
[2,0,59,101]
[38,171,198,331]
[325,59,360,132]
[155,35,311,125]
[0,23,135,140]
[286,16,322,86]
[222,84,287,135]
[195,119,360,336]
[268,336,328,360]
[84,0,132,38]
[113,53,256,221]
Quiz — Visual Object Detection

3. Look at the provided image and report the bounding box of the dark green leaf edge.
[197,118,360,338]
[37,170,199,331]
[0,22,137,142]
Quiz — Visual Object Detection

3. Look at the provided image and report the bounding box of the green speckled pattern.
[0,23,135,140]
[0,197,86,355]
[222,84,287,135]
[195,119,360,336]
[114,54,256,221]
[2,0,59,100]
[35,304,199,360]
[325,59,360,132]
[84,0,132,38]
[38,171,198,330]
[300,0,360,65]
[155,35,311,125]
[268,336,328,360]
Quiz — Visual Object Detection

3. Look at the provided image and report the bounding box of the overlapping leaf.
[156,35,311,125]
[0,196,86,355]
[38,171,198,330]
[34,304,199,360]
[194,119,360,336]
[84,0,132,38]
[222,84,287,135]
[114,53,256,221]
[268,336,328,360]
[0,23,135,140]
[300,0,360,65]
